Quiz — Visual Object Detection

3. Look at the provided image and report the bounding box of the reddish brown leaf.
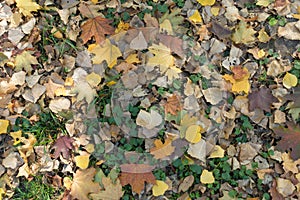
[51,135,74,159]
[269,179,284,200]
[164,94,182,115]
[232,66,248,80]
[80,16,115,44]
[273,122,300,160]
[157,34,184,57]
[248,86,278,112]
[119,164,156,194]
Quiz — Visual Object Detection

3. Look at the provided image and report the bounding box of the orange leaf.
[119,164,156,194]
[164,94,182,115]
[80,16,115,44]
[150,138,175,159]
[232,66,248,80]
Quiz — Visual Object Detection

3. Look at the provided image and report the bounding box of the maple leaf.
[273,123,300,160]
[90,177,124,200]
[14,51,39,74]
[248,86,278,112]
[15,0,41,17]
[148,43,181,81]
[232,21,256,44]
[150,138,175,159]
[223,67,250,94]
[159,9,184,33]
[88,39,122,68]
[70,168,101,200]
[51,136,74,159]
[80,16,115,44]
[164,94,182,115]
[119,164,156,194]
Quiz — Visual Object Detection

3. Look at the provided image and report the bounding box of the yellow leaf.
[75,155,90,170]
[232,21,256,44]
[148,43,181,81]
[185,125,202,143]
[14,51,39,73]
[125,53,140,64]
[200,169,215,184]
[209,145,225,158]
[152,180,169,196]
[257,49,266,59]
[258,28,270,43]
[85,144,95,154]
[160,19,174,35]
[283,72,298,89]
[115,20,130,34]
[211,7,220,16]
[0,187,5,200]
[10,130,22,145]
[0,120,9,135]
[197,0,215,6]
[63,177,73,190]
[179,114,198,138]
[88,39,122,68]
[256,0,272,7]
[15,0,41,17]
[189,10,202,24]
[86,72,101,87]
[223,68,250,94]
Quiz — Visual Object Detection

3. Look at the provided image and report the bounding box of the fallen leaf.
[185,125,202,143]
[15,0,41,17]
[136,109,162,130]
[232,21,256,44]
[200,169,215,184]
[256,0,272,7]
[75,155,90,170]
[14,51,39,73]
[189,10,202,24]
[178,175,194,192]
[276,178,295,197]
[179,114,198,138]
[273,122,300,160]
[278,21,300,40]
[2,152,18,169]
[90,177,124,200]
[10,130,22,145]
[159,9,184,33]
[130,31,148,50]
[119,164,156,194]
[49,97,71,113]
[164,94,182,115]
[51,135,74,159]
[152,180,169,196]
[70,168,101,200]
[150,138,175,159]
[248,86,278,112]
[80,16,115,44]
[187,139,206,162]
[283,72,298,89]
[202,87,224,105]
[88,39,122,68]
[0,119,9,135]
[197,0,215,6]
[209,145,225,158]
[258,28,270,43]
[86,72,101,87]
[223,67,250,94]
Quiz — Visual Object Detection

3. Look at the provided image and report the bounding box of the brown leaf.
[119,164,156,194]
[51,136,74,159]
[70,168,101,200]
[273,122,300,160]
[157,34,184,57]
[80,16,115,44]
[90,177,124,200]
[232,66,248,80]
[248,86,278,112]
[164,94,182,115]
[209,21,231,40]
[269,180,284,200]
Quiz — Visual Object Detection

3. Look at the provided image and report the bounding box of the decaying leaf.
[273,122,300,160]
[223,66,250,94]
[232,21,256,44]
[119,164,156,194]
[150,138,175,159]
[80,16,115,44]
[248,86,278,112]
[51,135,74,159]
[14,51,39,73]
[0,119,9,135]
[136,109,162,130]
[164,94,182,115]
[70,168,101,200]
[90,177,124,200]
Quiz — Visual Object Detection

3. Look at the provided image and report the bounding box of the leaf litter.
[1,0,300,199]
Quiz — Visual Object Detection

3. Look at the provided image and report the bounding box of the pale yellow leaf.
[197,0,215,6]
[0,188,5,200]
[86,72,101,87]
[90,177,124,200]
[200,169,215,184]
[232,21,256,44]
[75,155,90,170]
[0,119,9,135]
[14,51,39,73]
[10,130,22,145]
[211,7,220,16]
[88,39,122,68]
[283,72,298,89]
[258,28,270,43]
[189,10,202,24]
[16,0,41,17]
[256,0,272,7]
[136,110,162,130]
[160,19,173,35]
[185,125,202,143]
[125,53,140,64]
[209,145,225,158]
[152,180,169,196]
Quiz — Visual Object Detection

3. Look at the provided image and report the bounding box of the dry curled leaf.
[164,94,182,115]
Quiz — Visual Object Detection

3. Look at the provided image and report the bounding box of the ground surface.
[1,0,300,199]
